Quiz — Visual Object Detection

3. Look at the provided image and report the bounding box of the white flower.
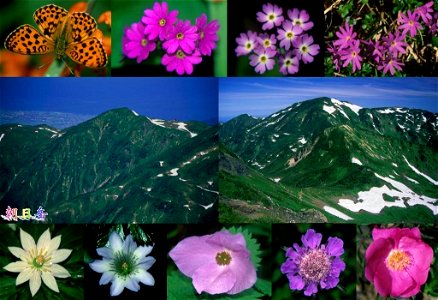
[89,232,155,297]
[3,228,72,297]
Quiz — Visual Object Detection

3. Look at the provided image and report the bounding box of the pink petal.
[206,231,248,252]
[388,268,417,298]
[227,252,257,294]
[373,262,392,297]
[365,238,393,282]
[399,237,433,285]
[192,263,236,294]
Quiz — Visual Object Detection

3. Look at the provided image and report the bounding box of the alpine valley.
[219,97,438,223]
[0,108,218,223]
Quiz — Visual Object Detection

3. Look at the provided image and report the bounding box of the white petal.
[29,269,41,297]
[109,232,123,252]
[110,276,126,297]
[41,271,59,292]
[4,261,28,273]
[50,264,70,278]
[96,247,113,259]
[47,235,61,254]
[137,256,156,271]
[89,259,111,273]
[124,277,140,292]
[37,229,51,252]
[20,229,36,252]
[51,249,72,263]
[8,247,27,261]
[16,268,33,285]
[133,245,153,259]
[133,269,155,286]
[99,271,115,285]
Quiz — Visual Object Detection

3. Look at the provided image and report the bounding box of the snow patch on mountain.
[169,168,179,176]
[39,127,58,134]
[403,155,438,185]
[352,157,362,165]
[0,133,4,142]
[323,206,353,220]
[272,178,281,183]
[405,177,419,184]
[392,163,398,167]
[159,161,164,167]
[175,122,197,138]
[331,98,362,115]
[131,110,139,116]
[298,137,307,144]
[323,105,336,114]
[148,117,166,128]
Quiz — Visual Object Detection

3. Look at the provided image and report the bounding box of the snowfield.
[323,206,353,221]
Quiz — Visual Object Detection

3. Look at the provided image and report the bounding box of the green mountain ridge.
[0,108,218,223]
[219,97,438,223]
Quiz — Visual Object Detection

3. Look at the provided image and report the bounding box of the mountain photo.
[219,78,438,223]
[0,78,219,223]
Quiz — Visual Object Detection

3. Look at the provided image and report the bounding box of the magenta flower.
[249,47,276,74]
[327,43,341,71]
[293,34,320,64]
[287,8,314,32]
[365,227,433,298]
[281,229,346,296]
[333,22,357,50]
[256,3,284,31]
[378,57,404,75]
[163,20,198,54]
[382,32,407,57]
[398,10,423,37]
[277,21,301,50]
[122,22,157,63]
[142,2,178,41]
[340,40,362,73]
[235,31,258,56]
[169,230,256,295]
[279,52,299,75]
[415,1,434,25]
[256,33,277,50]
[195,14,220,56]
[162,50,202,75]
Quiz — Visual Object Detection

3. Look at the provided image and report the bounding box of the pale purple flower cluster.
[235,3,320,75]
[328,1,436,75]
[122,2,220,75]
[281,229,346,297]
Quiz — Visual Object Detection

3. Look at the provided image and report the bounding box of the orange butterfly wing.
[4,24,54,55]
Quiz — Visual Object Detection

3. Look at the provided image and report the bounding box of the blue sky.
[0,78,218,124]
[219,77,437,121]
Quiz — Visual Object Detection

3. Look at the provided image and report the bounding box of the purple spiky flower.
[281,229,346,297]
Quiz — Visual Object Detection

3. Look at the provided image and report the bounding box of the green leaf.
[432,37,438,47]
[225,227,261,269]
[254,278,271,296]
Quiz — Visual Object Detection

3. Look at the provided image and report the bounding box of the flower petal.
[20,228,36,252]
[96,247,113,259]
[124,277,140,292]
[133,269,155,286]
[47,235,61,254]
[137,256,156,271]
[4,261,28,273]
[206,231,248,252]
[41,271,59,293]
[37,229,51,251]
[326,237,344,257]
[50,264,71,278]
[29,269,41,297]
[227,251,257,294]
[8,246,27,261]
[16,268,33,285]
[133,245,153,259]
[301,229,322,249]
[192,262,236,294]
[304,281,318,296]
[122,235,137,254]
[51,249,72,264]
[89,259,111,274]
[109,232,123,252]
[287,274,305,290]
[110,276,126,297]
[99,271,115,285]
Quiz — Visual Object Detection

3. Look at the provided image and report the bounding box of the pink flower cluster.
[122,2,220,75]
[235,3,320,75]
[328,1,436,75]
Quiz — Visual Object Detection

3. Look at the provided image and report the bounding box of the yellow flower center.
[286,32,294,39]
[159,19,166,26]
[268,14,275,21]
[295,20,302,26]
[301,45,308,53]
[32,254,46,268]
[285,59,292,66]
[216,251,232,266]
[259,55,267,63]
[245,42,252,49]
[176,33,184,40]
[200,31,205,40]
[386,250,411,271]
[176,50,185,59]
[141,39,148,47]
[264,40,271,47]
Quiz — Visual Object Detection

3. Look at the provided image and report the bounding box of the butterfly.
[4,4,108,69]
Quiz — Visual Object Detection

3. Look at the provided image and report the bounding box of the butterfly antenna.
[63,60,75,76]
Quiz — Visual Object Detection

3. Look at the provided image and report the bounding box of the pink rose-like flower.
[365,227,433,298]
[142,2,178,41]
[169,230,257,295]
[162,50,202,75]
[195,14,220,56]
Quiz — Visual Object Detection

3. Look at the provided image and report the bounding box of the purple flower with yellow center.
[256,3,284,31]
[142,1,178,41]
[162,50,202,75]
[398,10,423,37]
[277,21,301,50]
[195,14,220,56]
[122,22,157,63]
[169,230,256,295]
[327,43,341,71]
[256,33,277,50]
[333,22,357,50]
[281,229,346,297]
[378,57,404,75]
[279,52,299,75]
[293,34,320,64]
[249,46,276,74]
[287,8,314,32]
[415,1,434,25]
[382,32,407,57]
[235,31,258,56]
[163,20,199,54]
[340,40,362,73]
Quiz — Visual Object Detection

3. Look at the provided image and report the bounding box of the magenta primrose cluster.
[122,2,220,75]
[328,1,436,75]
[235,3,320,75]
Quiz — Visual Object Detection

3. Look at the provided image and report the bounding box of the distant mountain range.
[219,97,438,223]
[0,108,218,223]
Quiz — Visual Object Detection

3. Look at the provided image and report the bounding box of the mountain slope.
[0,108,218,223]
[220,97,438,223]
